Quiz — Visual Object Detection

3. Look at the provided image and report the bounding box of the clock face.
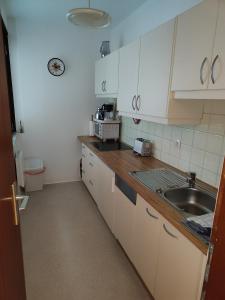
[47,58,65,76]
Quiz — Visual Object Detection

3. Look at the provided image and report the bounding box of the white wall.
[110,0,202,50]
[9,19,109,184]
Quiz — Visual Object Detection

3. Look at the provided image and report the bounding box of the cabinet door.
[137,19,175,118]
[98,159,115,233]
[155,219,206,300]
[114,186,136,259]
[208,0,225,89]
[172,0,219,91]
[104,50,119,95]
[86,150,99,202]
[117,39,140,114]
[132,195,162,296]
[95,58,106,95]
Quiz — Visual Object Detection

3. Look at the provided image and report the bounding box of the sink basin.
[163,187,216,216]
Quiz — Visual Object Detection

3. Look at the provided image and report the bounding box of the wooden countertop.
[78,136,217,255]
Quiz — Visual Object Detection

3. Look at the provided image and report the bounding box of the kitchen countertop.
[78,136,217,255]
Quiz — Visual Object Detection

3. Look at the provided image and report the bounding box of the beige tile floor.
[21,182,153,300]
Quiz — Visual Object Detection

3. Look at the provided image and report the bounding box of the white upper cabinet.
[172,0,218,91]
[117,19,203,124]
[117,39,140,114]
[95,50,119,97]
[137,19,175,118]
[208,0,225,90]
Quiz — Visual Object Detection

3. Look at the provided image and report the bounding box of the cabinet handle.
[82,145,85,149]
[200,57,207,85]
[104,80,107,92]
[101,81,105,92]
[132,95,136,111]
[89,180,93,186]
[146,207,158,219]
[89,162,93,167]
[89,152,94,157]
[136,95,141,111]
[163,224,178,239]
[211,54,219,84]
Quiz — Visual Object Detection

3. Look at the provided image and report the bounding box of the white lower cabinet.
[81,145,206,300]
[132,195,162,297]
[154,218,206,300]
[114,186,136,260]
[133,195,206,300]
[97,159,115,233]
[81,144,99,204]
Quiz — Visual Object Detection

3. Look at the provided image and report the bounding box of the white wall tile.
[121,113,225,188]
[193,131,207,150]
[203,152,220,173]
[181,129,193,146]
[206,134,223,155]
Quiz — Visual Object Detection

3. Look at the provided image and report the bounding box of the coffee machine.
[95,103,114,121]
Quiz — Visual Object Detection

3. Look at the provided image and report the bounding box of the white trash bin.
[24,158,45,192]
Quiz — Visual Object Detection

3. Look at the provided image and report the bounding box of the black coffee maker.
[95,104,114,120]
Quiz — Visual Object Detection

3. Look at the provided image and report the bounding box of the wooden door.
[0,17,26,300]
[205,159,225,299]
[208,0,225,90]
[154,219,206,300]
[171,0,218,91]
[137,19,175,118]
[132,195,162,297]
[117,39,140,114]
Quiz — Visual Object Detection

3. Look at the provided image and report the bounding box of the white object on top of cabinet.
[117,18,203,124]
[172,0,225,100]
[95,50,119,97]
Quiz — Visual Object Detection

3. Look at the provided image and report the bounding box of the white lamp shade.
[67,8,111,28]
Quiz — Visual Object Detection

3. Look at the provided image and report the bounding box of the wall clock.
[47,58,65,76]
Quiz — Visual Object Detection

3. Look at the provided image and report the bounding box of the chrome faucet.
[187,172,196,188]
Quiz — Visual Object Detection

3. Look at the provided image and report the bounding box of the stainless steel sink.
[163,187,216,216]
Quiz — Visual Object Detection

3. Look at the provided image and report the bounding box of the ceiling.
[4,0,148,27]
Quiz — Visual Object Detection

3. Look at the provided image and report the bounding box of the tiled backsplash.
[121,104,225,188]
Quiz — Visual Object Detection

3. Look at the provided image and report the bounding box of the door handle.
[200,57,207,85]
[11,183,19,226]
[211,54,219,84]
[3,184,29,225]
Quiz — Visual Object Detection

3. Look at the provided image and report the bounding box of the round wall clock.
[47,58,65,76]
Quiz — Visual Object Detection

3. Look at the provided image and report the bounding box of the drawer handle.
[146,208,158,219]
[200,57,207,85]
[163,224,178,239]
[89,180,93,186]
[89,162,93,167]
[211,54,219,84]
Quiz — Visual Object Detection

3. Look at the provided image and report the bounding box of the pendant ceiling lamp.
[67,0,111,28]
